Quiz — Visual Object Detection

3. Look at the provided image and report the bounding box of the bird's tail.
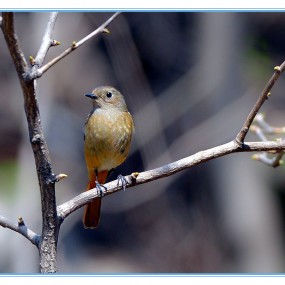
[83,170,108,229]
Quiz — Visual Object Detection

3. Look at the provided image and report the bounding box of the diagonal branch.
[236,62,285,145]
[34,12,121,78]
[0,215,40,247]
[57,139,285,221]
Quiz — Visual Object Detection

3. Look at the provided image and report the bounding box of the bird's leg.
[94,169,107,197]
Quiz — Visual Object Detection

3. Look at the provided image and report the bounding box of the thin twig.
[252,151,284,167]
[250,114,285,167]
[35,12,58,66]
[236,62,285,145]
[251,125,268,142]
[26,12,58,80]
[254,113,285,134]
[35,12,121,78]
[272,151,284,167]
[57,139,285,221]
[0,215,40,247]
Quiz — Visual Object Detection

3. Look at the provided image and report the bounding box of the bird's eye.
[106,91,113,98]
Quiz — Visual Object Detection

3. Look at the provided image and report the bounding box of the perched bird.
[83,86,134,228]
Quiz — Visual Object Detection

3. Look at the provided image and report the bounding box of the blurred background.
[1,12,285,273]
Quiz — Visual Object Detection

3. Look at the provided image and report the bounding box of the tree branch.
[57,139,285,221]
[236,62,285,145]
[34,12,121,78]
[0,215,40,247]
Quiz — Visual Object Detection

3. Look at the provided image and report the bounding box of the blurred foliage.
[0,160,18,200]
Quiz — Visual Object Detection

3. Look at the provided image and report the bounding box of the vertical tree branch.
[1,12,58,273]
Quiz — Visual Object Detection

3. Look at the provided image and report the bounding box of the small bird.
[83,86,134,229]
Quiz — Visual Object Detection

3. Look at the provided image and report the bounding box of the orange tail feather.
[83,171,108,229]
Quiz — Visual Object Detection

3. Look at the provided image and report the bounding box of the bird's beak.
[84,93,98,99]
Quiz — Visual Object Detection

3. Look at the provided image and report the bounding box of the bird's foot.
[117,174,128,191]
[95,181,107,197]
